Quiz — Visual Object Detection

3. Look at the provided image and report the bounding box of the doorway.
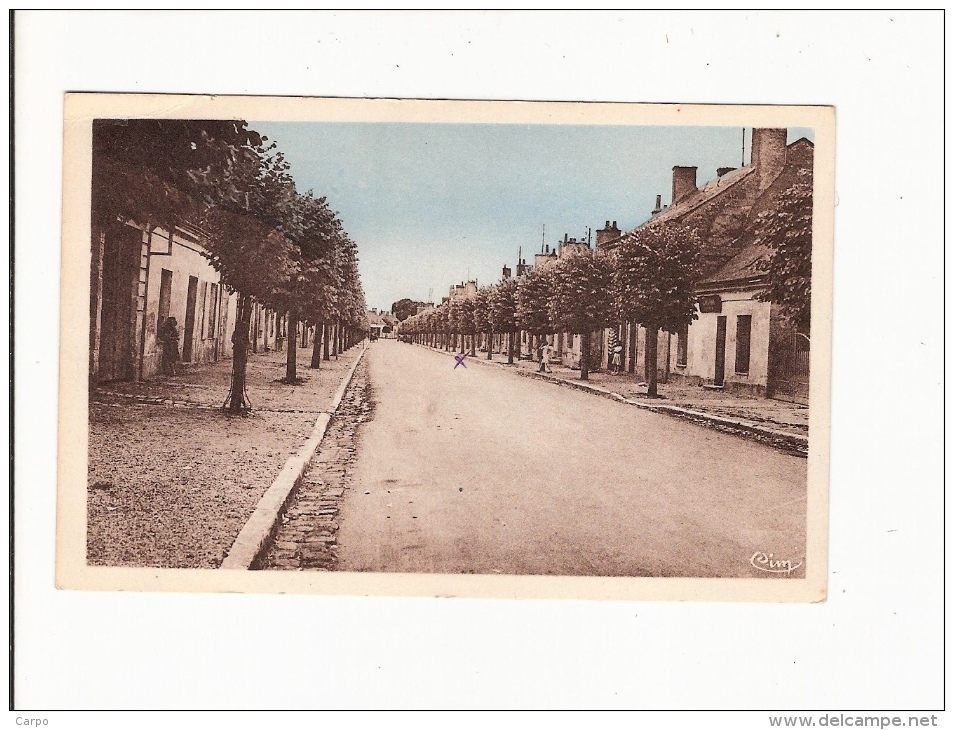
[182,275,198,362]
[97,224,141,382]
[714,315,727,386]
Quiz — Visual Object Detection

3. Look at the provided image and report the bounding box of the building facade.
[597,129,813,400]
[89,219,283,385]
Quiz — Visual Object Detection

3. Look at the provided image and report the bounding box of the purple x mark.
[454,354,467,369]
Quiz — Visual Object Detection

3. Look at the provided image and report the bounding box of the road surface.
[335,340,807,578]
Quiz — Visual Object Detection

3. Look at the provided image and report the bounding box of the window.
[735,315,752,375]
[157,269,173,334]
[676,324,688,366]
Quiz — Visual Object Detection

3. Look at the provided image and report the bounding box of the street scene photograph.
[61,96,832,598]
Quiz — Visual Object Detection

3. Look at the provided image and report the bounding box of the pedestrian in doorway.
[538,337,552,374]
[159,316,181,376]
[611,341,623,375]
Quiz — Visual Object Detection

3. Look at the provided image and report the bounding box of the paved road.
[336,340,807,578]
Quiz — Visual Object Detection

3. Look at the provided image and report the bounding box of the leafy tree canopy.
[391,298,428,322]
[548,250,615,334]
[613,222,702,333]
[516,266,554,335]
[488,278,518,334]
[755,168,813,333]
[473,288,493,334]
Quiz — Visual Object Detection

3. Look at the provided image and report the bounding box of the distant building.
[368,309,386,339]
[449,280,478,298]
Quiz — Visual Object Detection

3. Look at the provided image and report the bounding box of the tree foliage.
[548,250,615,335]
[516,266,554,335]
[92,119,282,232]
[488,278,518,334]
[391,298,428,322]
[613,223,702,333]
[473,287,493,334]
[755,168,813,333]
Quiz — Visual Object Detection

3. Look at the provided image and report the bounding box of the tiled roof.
[599,165,757,252]
[644,165,756,227]
[697,241,770,288]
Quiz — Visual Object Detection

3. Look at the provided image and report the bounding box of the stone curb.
[220,344,368,570]
[419,343,808,455]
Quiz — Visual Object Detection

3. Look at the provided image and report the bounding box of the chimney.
[716,167,736,178]
[596,220,621,249]
[671,166,698,204]
[652,195,662,215]
[751,128,787,191]
[502,264,511,279]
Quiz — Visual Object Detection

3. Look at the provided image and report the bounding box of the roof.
[648,165,756,227]
[696,240,770,289]
[599,165,757,252]
[697,140,814,289]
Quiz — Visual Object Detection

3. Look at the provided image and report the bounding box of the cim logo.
[750,551,802,575]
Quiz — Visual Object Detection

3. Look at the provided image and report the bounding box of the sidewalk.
[87,344,364,569]
[419,342,809,456]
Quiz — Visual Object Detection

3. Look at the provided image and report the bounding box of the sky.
[251,121,813,313]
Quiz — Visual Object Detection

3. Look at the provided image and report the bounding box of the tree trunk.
[286,311,298,383]
[507,330,515,364]
[331,322,339,358]
[310,319,322,368]
[487,329,493,360]
[228,295,253,413]
[646,325,659,397]
[323,322,330,361]
[469,332,476,357]
[580,330,590,380]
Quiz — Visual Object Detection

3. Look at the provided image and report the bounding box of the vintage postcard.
[57,94,834,601]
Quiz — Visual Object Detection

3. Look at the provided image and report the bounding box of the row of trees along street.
[397,221,702,396]
[398,180,812,398]
[92,120,368,412]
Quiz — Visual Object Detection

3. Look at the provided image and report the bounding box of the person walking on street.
[159,316,182,376]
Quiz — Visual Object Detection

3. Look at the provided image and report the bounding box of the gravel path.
[87,344,363,569]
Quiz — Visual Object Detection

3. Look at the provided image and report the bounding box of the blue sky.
[251,121,813,312]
